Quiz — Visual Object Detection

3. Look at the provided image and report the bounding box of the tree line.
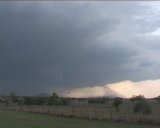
[0,92,160,117]
[0,92,70,106]
[88,95,160,116]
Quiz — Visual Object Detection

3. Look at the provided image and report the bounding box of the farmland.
[0,94,160,127]
[0,109,158,128]
[0,98,160,127]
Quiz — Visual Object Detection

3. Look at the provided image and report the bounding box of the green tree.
[52,92,59,98]
[112,97,123,111]
[24,97,32,106]
[48,92,59,105]
[133,96,151,115]
[59,97,70,105]
[18,97,24,106]
[155,95,160,103]
[4,99,9,107]
[9,93,18,102]
[130,95,144,103]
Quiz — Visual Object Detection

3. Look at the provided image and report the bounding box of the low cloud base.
[64,79,160,98]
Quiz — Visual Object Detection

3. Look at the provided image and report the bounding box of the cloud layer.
[0,2,160,95]
[65,79,160,98]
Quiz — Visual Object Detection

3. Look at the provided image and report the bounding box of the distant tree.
[9,93,18,102]
[112,97,123,111]
[52,92,59,98]
[88,97,109,104]
[88,99,96,104]
[130,95,144,103]
[33,97,48,105]
[59,97,70,105]
[133,96,151,115]
[0,97,5,103]
[24,97,33,106]
[18,97,24,106]
[154,95,160,103]
[4,99,9,107]
[48,92,59,105]
[48,92,70,106]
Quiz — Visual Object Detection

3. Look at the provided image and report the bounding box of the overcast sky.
[0,1,160,96]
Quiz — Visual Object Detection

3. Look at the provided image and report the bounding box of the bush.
[88,97,109,104]
[133,97,151,114]
[112,97,123,111]
[59,97,70,105]
[130,95,144,103]
[24,97,33,106]
[155,95,160,103]
[48,93,70,106]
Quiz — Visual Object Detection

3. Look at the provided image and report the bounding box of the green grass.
[2,100,160,124]
[0,110,158,128]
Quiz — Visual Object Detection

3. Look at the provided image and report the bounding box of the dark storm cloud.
[0,2,159,95]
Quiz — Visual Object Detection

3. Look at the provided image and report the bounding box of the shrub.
[155,95,160,103]
[130,95,144,103]
[112,97,123,111]
[88,97,109,104]
[133,97,151,114]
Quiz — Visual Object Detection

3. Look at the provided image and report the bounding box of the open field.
[1,99,160,126]
[0,109,159,128]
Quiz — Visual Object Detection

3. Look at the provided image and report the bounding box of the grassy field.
[4,100,160,122]
[0,99,160,127]
[0,109,158,128]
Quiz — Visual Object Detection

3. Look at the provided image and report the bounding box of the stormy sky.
[0,1,160,96]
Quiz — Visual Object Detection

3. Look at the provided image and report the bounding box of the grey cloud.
[0,2,159,95]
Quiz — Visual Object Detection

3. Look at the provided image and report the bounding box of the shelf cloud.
[65,79,160,98]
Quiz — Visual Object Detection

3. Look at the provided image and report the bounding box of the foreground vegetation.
[0,109,158,128]
[0,93,160,126]
[1,99,160,126]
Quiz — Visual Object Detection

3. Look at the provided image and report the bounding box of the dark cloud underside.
[0,2,160,95]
